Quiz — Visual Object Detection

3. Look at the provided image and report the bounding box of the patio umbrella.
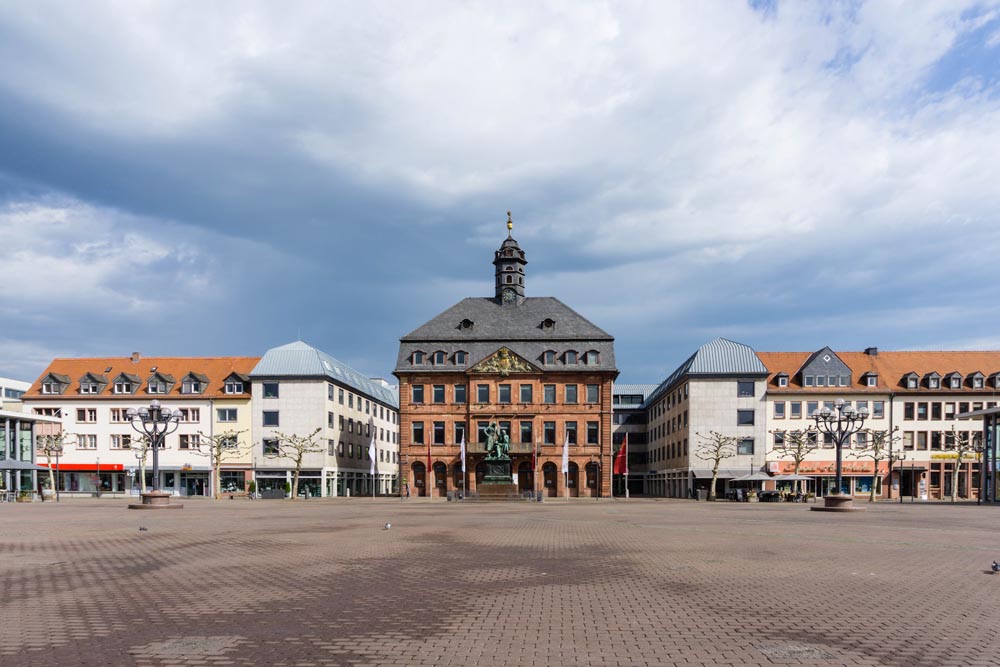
[773,474,811,481]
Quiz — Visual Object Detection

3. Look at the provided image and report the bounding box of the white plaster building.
[21,354,258,496]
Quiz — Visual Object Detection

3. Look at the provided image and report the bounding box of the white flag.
[368,424,376,476]
[561,427,569,474]
[460,432,466,473]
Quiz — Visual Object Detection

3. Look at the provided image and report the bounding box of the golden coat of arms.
[471,347,534,376]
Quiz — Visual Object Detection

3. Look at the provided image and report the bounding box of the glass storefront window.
[220,472,245,492]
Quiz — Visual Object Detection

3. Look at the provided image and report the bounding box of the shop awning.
[43,463,124,471]
[0,460,48,471]
[691,469,743,479]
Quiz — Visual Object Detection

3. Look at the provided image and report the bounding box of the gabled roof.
[643,339,767,408]
[79,372,108,384]
[757,351,884,392]
[251,341,398,408]
[184,372,210,383]
[25,357,259,400]
[43,372,71,384]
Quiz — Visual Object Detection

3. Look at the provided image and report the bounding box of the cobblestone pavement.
[2,497,1000,667]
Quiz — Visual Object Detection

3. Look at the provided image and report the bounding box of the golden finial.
[506,210,513,236]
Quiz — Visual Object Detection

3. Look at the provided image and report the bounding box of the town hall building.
[394,216,619,498]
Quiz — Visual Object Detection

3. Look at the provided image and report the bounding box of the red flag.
[613,433,628,475]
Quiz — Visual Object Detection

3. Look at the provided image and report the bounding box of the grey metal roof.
[642,338,767,408]
[251,341,399,408]
[613,383,659,397]
[396,297,617,373]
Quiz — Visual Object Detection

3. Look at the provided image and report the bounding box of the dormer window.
[803,375,814,387]
[412,351,424,365]
[585,351,598,365]
[777,375,789,388]
[114,382,133,394]
[41,382,57,394]
[224,380,244,394]
[866,374,878,387]
[181,380,202,394]
[454,351,467,365]
[460,319,474,330]
[80,382,100,394]
[971,374,984,389]
[993,375,1000,390]
[928,377,939,389]
[543,350,555,365]
[432,351,446,365]
[148,380,167,394]
[541,318,555,330]
[949,375,961,389]
[564,351,577,365]
[907,378,917,389]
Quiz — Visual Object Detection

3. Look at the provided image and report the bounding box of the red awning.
[44,463,124,471]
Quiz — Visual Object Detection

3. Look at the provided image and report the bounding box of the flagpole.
[625,432,629,501]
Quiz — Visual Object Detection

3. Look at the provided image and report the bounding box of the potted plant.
[16,490,31,503]
[283,481,291,498]
[747,490,758,502]
[248,481,257,498]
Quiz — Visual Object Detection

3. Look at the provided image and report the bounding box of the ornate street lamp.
[810,398,869,512]
[126,400,183,510]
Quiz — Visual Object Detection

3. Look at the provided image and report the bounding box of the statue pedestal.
[483,459,513,485]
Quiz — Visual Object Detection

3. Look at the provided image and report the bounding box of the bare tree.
[267,428,324,499]
[769,429,819,494]
[35,431,76,492]
[128,435,154,493]
[695,431,738,501]
[848,427,901,503]
[194,429,250,499]
[944,426,979,502]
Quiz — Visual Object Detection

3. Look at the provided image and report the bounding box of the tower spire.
[494,213,527,304]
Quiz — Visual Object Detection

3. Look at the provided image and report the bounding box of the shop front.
[770,460,889,498]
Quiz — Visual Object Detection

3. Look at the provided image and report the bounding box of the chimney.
[130,352,141,363]
[864,347,878,356]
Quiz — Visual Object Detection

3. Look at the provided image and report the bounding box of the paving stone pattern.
[1,498,999,666]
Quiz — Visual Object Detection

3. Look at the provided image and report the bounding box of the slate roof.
[396,297,617,374]
[642,338,767,408]
[252,341,399,408]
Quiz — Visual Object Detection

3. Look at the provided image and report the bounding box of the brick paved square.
[1,498,999,667]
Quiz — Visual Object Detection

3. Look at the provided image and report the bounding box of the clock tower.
[494,211,527,305]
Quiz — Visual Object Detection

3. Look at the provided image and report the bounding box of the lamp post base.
[128,491,184,510]
[810,493,865,512]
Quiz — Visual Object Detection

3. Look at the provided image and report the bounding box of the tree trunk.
[870,458,878,503]
[708,460,720,501]
[292,465,301,499]
[793,460,801,495]
[44,451,54,490]
[214,458,221,500]
[951,461,961,502]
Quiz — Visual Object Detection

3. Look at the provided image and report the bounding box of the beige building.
[643,339,769,498]
[250,341,399,497]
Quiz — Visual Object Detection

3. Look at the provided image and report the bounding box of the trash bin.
[697,489,708,501]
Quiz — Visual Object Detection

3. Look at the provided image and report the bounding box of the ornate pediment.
[470,347,538,376]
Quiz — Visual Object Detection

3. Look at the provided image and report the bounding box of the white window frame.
[225,381,244,394]
[777,376,788,387]
[148,381,167,394]
[181,380,202,394]
[114,382,133,394]
[866,375,877,387]
[80,382,99,394]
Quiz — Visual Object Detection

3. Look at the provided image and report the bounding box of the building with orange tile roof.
[22,353,259,496]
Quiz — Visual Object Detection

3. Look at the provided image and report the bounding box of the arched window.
[412,351,424,365]
[454,351,467,365]
[543,350,555,365]
[585,350,599,365]
[433,351,446,365]
[564,351,577,365]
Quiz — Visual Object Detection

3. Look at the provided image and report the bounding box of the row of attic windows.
[40,373,246,396]
[775,371,999,390]
[409,350,600,366]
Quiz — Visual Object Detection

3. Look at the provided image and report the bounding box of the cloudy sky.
[2,1,999,386]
